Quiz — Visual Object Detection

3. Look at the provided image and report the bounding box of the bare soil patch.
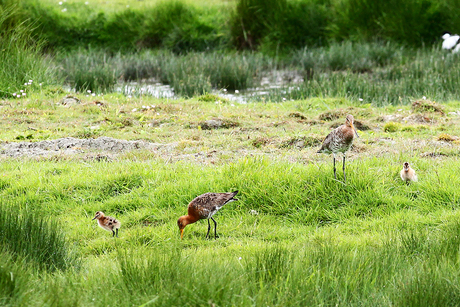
[0,137,170,158]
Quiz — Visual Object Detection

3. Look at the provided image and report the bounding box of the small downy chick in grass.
[400,162,417,184]
[92,211,121,237]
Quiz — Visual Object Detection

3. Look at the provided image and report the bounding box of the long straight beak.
[92,217,97,220]
[180,229,184,240]
[352,124,359,138]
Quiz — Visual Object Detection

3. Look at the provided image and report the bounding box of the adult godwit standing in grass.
[177,191,238,239]
[92,211,121,237]
[317,114,359,183]
[400,162,417,184]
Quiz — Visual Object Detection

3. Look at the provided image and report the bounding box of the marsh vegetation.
[2,0,460,305]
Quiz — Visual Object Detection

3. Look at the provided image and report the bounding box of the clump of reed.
[0,205,77,271]
[0,3,59,98]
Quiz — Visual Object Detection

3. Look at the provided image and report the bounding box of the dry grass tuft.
[318,109,347,121]
[411,100,444,114]
[437,133,457,142]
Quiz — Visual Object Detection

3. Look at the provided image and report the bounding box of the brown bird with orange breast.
[92,211,121,237]
[317,114,359,183]
[177,191,238,239]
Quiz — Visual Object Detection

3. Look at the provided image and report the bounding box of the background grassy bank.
[4,0,460,52]
[4,1,460,102]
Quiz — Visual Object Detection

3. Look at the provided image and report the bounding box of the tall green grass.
[230,0,329,52]
[12,0,460,53]
[58,43,460,104]
[0,205,78,271]
[0,4,58,98]
[0,156,459,305]
[13,227,460,306]
[59,49,119,93]
[21,0,229,52]
[59,50,267,95]
[266,45,460,105]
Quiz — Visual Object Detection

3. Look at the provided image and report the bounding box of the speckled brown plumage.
[177,191,238,239]
[317,114,359,182]
[92,211,121,237]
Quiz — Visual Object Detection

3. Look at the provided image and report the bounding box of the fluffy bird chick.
[400,162,417,184]
[92,211,121,237]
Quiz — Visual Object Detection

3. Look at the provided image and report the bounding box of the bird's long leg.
[333,153,337,179]
[343,153,346,184]
[211,217,218,239]
[112,230,115,237]
[116,228,119,238]
[206,219,211,239]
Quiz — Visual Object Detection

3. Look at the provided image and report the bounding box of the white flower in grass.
[282,97,286,101]
[359,98,364,101]
[132,108,138,112]
[28,82,32,85]
[235,90,239,93]
[423,96,427,100]
[156,112,160,116]
[92,93,95,96]
[85,1,89,4]
[223,88,227,92]
[29,80,33,83]
[22,93,26,96]
[238,257,242,260]
[12,93,16,97]
[62,8,67,12]
[231,104,235,107]
[59,1,62,4]
[39,83,42,86]
[20,90,24,93]
[87,90,91,93]
[24,83,27,86]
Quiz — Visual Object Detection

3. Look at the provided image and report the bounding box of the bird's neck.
[184,215,199,225]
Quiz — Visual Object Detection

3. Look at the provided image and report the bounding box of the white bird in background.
[442,33,460,53]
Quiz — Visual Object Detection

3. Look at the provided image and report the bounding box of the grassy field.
[39,0,233,12]
[3,0,460,305]
[1,94,460,305]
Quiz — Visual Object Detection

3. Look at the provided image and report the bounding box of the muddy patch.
[196,118,240,130]
[0,137,172,158]
[279,136,322,149]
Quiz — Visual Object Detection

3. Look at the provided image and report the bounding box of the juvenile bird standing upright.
[317,114,359,183]
[400,162,417,184]
[92,211,121,237]
[177,191,238,239]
